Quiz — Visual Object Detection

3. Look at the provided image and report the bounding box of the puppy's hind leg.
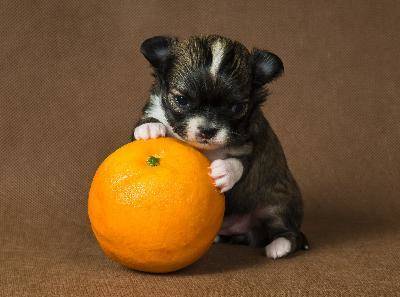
[264,228,308,259]
[253,207,309,259]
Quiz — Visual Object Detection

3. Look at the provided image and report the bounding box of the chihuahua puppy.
[132,35,309,259]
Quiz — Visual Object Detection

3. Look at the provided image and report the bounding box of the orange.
[88,137,225,273]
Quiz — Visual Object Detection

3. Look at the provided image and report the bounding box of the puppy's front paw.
[209,158,243,193]
[265,237,292,259]
[134,123,166,140]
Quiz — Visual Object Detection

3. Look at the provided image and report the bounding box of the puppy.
[132,35,309,259]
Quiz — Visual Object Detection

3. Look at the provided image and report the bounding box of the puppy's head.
[141,35,283,150]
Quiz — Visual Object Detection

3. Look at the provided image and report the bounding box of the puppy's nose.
[197,127,218,139]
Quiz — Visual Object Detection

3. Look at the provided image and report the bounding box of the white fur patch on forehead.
[210,40,225,78]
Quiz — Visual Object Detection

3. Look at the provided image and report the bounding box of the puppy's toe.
[265,237,292,259]
[209,164,227,178]
[149,123,166,138]
[134,123,166,140]
[134,124,150,140]
[214,175,234,193]
[210,159,226,170]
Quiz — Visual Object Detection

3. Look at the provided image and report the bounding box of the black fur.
[133,35,309,256]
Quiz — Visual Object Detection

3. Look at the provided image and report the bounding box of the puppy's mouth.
[186,133,228,150]
[188,140,224,150]
[177,117,230,150]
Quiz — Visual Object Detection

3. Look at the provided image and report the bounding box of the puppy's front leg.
[209,158,244,193]
[132,117,166,140]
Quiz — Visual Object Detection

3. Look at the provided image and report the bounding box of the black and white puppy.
[132,35,309,259]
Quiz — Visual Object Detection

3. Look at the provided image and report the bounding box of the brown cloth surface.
[1,1,399,296]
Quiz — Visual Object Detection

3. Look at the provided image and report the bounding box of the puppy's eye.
[231,103,247,115]
[174,95,189,107]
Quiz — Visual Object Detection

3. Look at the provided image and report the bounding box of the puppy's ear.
[251,49,284,87]
[140,36,176,69]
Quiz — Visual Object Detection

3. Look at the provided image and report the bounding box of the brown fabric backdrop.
[1,1,399,296]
